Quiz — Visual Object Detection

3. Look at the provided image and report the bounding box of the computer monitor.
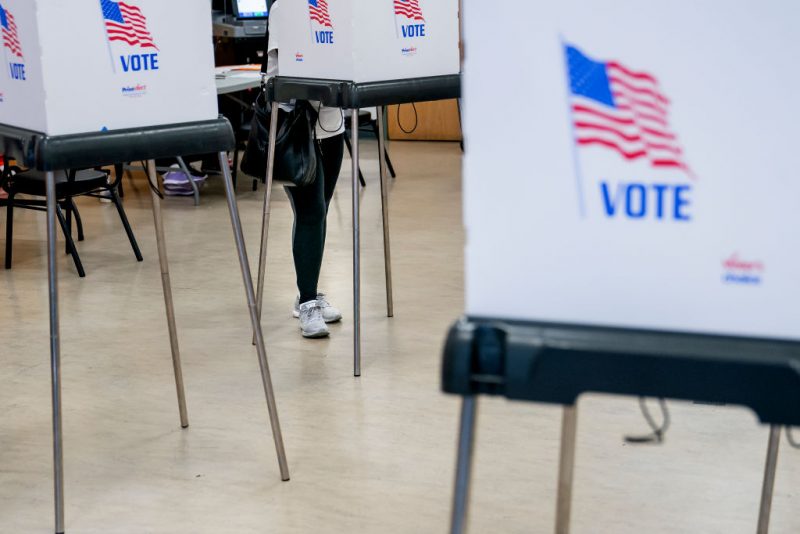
[232,0,269,19]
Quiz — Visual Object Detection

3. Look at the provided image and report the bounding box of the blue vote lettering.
[315,31,334,44]
[9,63,25,80]
[600,181,692,221]
[120,53,159,72]
[401,24,426,38]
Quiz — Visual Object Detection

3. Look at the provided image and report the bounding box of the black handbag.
[241,90,319,188]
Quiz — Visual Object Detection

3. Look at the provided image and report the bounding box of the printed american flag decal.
[394,0,425,21]
[0,3,23,58]
[101,0,158,50]
[308,0,333,28]
[566,44,691,175]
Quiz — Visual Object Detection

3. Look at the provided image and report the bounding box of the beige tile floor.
[0,141,797,533]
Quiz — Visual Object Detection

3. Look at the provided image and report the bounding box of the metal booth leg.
[450,397,478,534]
[147,161,189,429]
[351,109,362,377]
[217,152,290,481]
[46,171,66,534]
[175,156,200,206]
[757,425,782,534]
[376,105,394,318]
[254,101,280,345]
[556,405,578,534]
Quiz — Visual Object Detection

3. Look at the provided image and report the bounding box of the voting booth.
[0,0,217,135]
[276,0,460,82]
[445,1,800,532]
[255,0,461,376]
[0,2,289,532]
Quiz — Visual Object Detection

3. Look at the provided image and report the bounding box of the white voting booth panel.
[463,0,800,341]
[277,0,459,83]
[0,0,217,136]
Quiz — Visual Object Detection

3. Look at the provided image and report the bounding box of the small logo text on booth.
[722,254,764,285]
[295,53,304,62]
[401,47,418,57]
[121,84,147,97]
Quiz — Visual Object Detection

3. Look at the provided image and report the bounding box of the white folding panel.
[276,0,460,83]
[0,0,217,135]
[463,0,800,341]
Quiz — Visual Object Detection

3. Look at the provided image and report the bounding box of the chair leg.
[55,203,85,277]
[109,187,143,262]
[69,198,84,241]
[115,163,125,198]
[63,201,72,255]
[5,193,14,269]
[344,131,367,187]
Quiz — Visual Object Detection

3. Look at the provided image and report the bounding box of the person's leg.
[320,134,345,250]
[286,149,326,305]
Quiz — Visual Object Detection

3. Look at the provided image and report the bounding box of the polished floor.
[0,141,797,533]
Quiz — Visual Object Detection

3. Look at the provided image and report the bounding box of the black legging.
[286,134,345,304]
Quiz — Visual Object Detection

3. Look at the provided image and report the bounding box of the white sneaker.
[298,300,330,338]
[293,293,342,324]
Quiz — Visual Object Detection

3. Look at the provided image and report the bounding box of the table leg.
[376,105,394,318]
[757,425,782,534]
[451,396,478,534]
[254,103,280,345]
[147,161,189,429]
[351,109,362,377]
[46,171,65,534]
[175,156,201,207]
[218,152,290,481]
[556,405,578,534]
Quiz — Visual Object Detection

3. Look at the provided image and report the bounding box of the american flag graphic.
[394,0,424,21]
[0,4,23,58]
[308,0,332,28]
[566,44,691,175]
[100,0,158,50]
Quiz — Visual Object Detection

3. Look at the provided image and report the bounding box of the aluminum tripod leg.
[555,406,578,534]
[756,425,782,534]
[376,106,394,318]
[46,171,65,534]
[218,152,290,481]
[254,103,280,345]
[147,162,190,429]
[351,110,362,377]
[450,397,478,534]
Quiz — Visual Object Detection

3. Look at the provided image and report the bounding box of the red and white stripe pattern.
[394,0,424,21]
[308,0,333,28]
[105,1,158,50]
[2,9,22,58]
[572,61,692,175]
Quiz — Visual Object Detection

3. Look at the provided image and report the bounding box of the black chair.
[344,109,397,187]
[1,163,142,277]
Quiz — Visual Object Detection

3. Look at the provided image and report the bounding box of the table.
[442,319,800,533]
[256,74,461,376]
[0,118,290,534]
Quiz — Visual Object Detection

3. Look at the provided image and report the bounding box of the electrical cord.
[396,102,419,134]
[788,427,800,449]
[143,161,164,199]
[316,101,344,134]
[625,397,671,444]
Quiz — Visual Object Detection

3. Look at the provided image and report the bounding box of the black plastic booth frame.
[255,74,461,377]
[0,118,290,534]
[442,318,800,534]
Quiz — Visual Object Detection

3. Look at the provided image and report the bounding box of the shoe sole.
[302,329,330,338]
[293,310,342,324]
